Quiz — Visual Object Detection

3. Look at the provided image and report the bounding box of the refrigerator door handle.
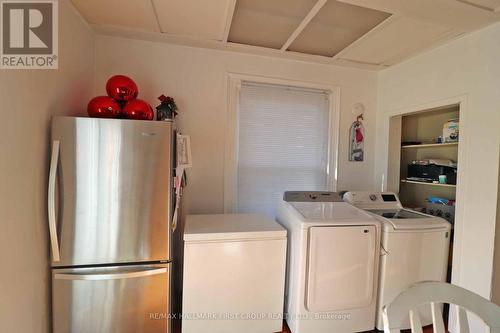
[48,140,60,262]
[54,267,167,281]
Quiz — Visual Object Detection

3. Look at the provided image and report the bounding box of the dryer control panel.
[283,191,343,202]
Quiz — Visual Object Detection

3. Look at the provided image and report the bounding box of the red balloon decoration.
[87,96,121,118]
[87,75,157,121]
[122,99,154,120]
[106,75,138,102]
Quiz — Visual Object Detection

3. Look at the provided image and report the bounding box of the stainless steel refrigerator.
[48,117,173,333]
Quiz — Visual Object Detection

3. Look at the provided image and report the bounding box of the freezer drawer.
[49,117,173,266]
[52,264,171,333]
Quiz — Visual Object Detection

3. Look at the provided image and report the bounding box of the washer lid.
[367,209,450,230]
[184,214,286,242]
[290,201,375,221]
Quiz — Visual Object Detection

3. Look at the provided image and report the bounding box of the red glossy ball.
[87,96,121,118]
[106,75,138,102]
[123,99,154,120]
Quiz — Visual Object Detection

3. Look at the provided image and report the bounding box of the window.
[236,82,332,217]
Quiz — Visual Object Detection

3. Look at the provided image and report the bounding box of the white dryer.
[343,191,451,330]
[276,191,381,333]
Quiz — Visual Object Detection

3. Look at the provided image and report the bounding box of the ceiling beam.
[222,0,237,42]
[455,0,500,13]
[280,0,328,52]
[149,0,162,33]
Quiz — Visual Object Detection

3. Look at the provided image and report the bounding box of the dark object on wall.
[156,95,178,121]
[87,96,121,118]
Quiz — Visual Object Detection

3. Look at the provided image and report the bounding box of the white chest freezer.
[182,214,287,333]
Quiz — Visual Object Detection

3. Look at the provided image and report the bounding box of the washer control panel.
[342,191,402,209]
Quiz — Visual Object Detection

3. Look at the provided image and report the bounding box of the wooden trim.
[223,75,241,213]
[327,86,341,192]
[280,0,327,52]
[222,0,237,42]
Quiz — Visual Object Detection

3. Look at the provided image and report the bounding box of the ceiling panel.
[338,17,453,65]
[71,0,159,32]
[288,0,390,57]
[71,0,500,69]
[228,0,318,49]
[153,0,231,40]
[337,0,500,31]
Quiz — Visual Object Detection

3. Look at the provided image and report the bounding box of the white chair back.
[382,281,500,333]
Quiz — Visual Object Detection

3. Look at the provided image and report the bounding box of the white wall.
[376,22,500,331]
[0,1,95,332]
[94,36,379,215]
[493,153,500,306]
[94,34,380,317]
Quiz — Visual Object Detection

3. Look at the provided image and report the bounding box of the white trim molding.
[224,72,341,213]
[222,0,237,42]
[280,0,328,52]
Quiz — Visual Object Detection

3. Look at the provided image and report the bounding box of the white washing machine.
[343,191,451,330]
[276,191,381,333]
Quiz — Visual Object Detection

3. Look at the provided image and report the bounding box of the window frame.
[224,73,341,213]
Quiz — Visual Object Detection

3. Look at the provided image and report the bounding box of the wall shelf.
[401,179,456,188]
[401,142,458,149]
[392,106,460,285]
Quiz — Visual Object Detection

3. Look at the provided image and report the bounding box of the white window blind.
[237,82,330,217]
